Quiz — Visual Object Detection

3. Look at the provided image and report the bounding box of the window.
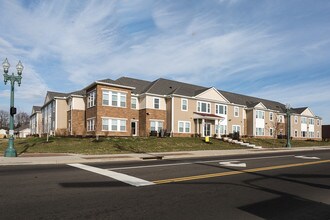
[301,117,307,124]
[102,90,126,108]
[232,125,240,133]
[216,125,227,135]
[317,131,320,138]
[317,119,320,126]
[181,99,188,111]
[301,131,306,138]
[269,128,273,137]
[178,121,191,133]
[309,131,314,138]
[278,115,284,123]
[256,110,265,119]
[154,98,160,109]
[256,127,264,136]
[269,112,273,121]
[309,118,314,125]
[87,118,95,131]
[294,116,298,124]
[197,101,211,113]
[215,104,227,115]
[87,90,96,108]
[294,130,298,137]
[131,97,138,109]
[234,107,239,117]
[102,118,126,132]
[150,121,163,132]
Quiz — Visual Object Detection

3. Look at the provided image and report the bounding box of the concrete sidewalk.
[1,146,330,166]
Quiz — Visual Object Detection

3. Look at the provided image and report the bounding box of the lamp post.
[286,104,291,148]
[2,58,23,157]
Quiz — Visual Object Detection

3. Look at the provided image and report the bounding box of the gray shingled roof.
[219,90,286,112]
[143,78,206,96]
[291,107,308,114]
[32,106,41,112]
[98,78,118,84]
[115,77,152,94]
[47,91,68,99]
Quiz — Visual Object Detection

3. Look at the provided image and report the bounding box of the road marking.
[295,155,320,160]
[68,163,155,187]
[108,154,295,171]
[219,161,247,167]
[153,159,330,185]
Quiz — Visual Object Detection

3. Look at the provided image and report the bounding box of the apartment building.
[30,77,322,140]
[29,106,42,136]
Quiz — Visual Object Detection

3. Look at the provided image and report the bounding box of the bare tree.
[0,110,9,129]
[15,111,30,128]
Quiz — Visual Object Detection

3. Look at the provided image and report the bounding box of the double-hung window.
[294,116,298,124]
[301,117,307,124]
[256,110,265,119]
[87,90,96,108]
[256,127,265,136]
[154,98,160,109]
[234,107,239,117]
[178,121,191,133]
[87,118,95,131]
[181,99,188,111]
[102,90,126,108]
[197,101,211,113]
[215,104,227,115]
[131,97,138,109]
[269,112,273,121]
[309,118,314,125]
[150,121,163,132]
[102,118,126,132]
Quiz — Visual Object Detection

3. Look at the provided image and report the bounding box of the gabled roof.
[115,77,152,94]
[219,90,286,112]
[291,107,308,114]
[143,78,206,96]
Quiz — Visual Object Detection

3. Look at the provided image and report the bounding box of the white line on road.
[219,161,247,167]
[294,155,320,160]
[68,163,155,187]
[108,154,295,171]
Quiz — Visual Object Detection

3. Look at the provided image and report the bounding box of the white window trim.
[232,125,241,133]
[102,90,127,108]
[153,98,160,109]
[181,99,188,111]
[269,112,273,121]
[234,107,239,117]
[269,128,274,136]
[294,116,298,124]
[87,90,96,108]
[87,118,96,131]
[197,101,211,114]
[178,121,191,133]
[101,117,127,132]
[256,110,265,119]
[131,97,138,109]
[150,120,164,132]
[215,104,227,115]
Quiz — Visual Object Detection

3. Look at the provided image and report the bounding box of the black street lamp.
[3,58,23,157]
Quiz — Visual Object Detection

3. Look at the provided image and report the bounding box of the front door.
[204,123,211,136]
[131,121,137,136]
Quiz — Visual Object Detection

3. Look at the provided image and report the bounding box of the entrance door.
[204,123,211,136]
[131,121,137,136]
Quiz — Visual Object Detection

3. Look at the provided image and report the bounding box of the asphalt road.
[1,150,329,219]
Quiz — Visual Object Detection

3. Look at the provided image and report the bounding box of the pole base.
[4,148,17,157]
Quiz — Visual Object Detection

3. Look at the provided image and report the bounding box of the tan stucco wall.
[56,99,68,130]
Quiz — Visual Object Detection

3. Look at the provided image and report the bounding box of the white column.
[202,119,205,137]
[218,119,221,139]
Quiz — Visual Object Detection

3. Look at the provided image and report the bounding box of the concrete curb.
[1,146,330,166]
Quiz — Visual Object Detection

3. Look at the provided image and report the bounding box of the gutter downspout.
[171,96,174,137]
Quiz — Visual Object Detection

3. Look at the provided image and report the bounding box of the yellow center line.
[153,159,330,185]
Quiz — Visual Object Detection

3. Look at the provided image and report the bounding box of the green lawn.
[241,137,330,148]
[0,137,244,155]
[1,137,329,155]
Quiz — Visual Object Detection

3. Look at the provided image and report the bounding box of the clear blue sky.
[0,0,329,124]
